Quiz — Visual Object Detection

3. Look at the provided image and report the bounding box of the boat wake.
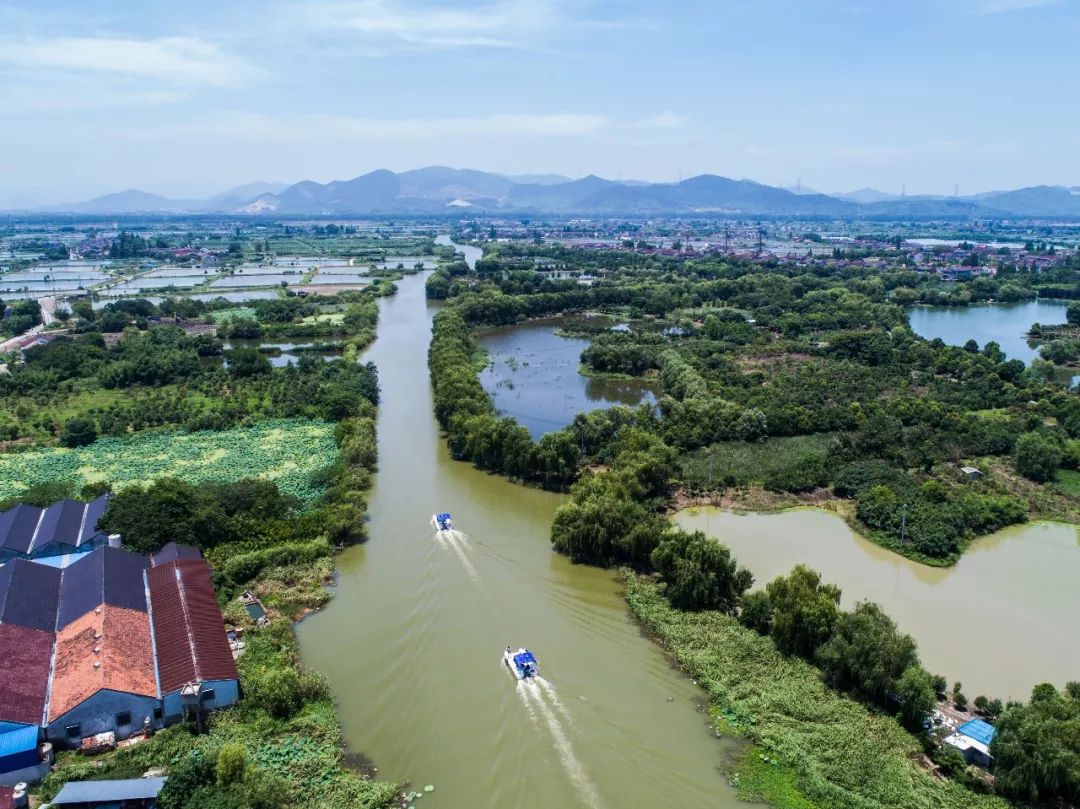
[436,529,482,585]
[518,680,604,809]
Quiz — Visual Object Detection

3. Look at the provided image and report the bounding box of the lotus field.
[0,419,337,502]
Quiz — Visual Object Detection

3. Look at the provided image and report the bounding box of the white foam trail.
[523,683,604,809]
[443,531,482,584]
[450,529,471,548]
[535,677,572,724]
[516,681,541,730]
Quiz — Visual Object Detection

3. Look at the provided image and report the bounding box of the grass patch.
[0,419,337,502]
[625,575,1007,809]
[1054,468,1080,496]
[682,434,835,489]
[206,306,258,323]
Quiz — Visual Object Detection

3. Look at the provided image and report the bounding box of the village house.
[0,500,238,787]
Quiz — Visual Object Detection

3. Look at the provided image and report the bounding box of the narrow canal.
[297,268,742,808]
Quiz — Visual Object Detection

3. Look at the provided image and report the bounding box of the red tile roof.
[0,623,53,725]
[147,560,237,694]
[49,605,157,722]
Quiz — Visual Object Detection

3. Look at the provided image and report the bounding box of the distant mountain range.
[14,167,1080,218]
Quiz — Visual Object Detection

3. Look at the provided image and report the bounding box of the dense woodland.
[428,242,1080,807]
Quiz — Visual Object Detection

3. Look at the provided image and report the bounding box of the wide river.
[297,269,742,808]
[675,508,1080,701]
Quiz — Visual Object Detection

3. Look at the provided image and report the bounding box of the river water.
[675,507,1080,701]
[297,269,741,808]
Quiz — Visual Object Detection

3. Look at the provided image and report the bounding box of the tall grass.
[682,434,834,489]
[626,576,1007,809]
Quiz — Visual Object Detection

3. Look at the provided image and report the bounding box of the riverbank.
[625,575,1008,809]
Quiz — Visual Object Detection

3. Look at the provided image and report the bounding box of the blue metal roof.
[0,725,38,758]
[52,777,167,804]
[957,719,996,746]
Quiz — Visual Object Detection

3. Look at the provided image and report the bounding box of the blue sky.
[0,0,1077,202]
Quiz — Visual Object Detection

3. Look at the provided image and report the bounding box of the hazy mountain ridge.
[20,168,1080,218]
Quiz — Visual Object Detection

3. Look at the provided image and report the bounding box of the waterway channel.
[296,268,742,808]
[675,507,1080,701]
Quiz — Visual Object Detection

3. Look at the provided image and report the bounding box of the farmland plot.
[0,419,336,502]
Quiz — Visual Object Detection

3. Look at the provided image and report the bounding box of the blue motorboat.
[504,646,538,680]
[431,512,453,532]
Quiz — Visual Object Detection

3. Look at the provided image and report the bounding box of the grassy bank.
[625,576,1008,809]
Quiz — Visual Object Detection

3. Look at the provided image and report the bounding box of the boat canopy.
[513,651,537,667]
[436,512,452,522]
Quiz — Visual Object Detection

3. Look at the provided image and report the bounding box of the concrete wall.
[45,690,160,749]
[162,679,240,722]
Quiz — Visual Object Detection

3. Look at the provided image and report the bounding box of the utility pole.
[900,503,908,544]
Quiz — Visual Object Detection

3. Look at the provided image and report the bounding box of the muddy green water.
[297,273,741,808]
[675,507,1080,701]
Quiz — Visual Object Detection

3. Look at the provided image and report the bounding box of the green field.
[0,419,337,502]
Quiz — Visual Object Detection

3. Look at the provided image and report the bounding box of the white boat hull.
[503,648,538,680]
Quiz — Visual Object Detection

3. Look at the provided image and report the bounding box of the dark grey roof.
[0,494,111,555]
[0,504,44,554]
[57,546,148,630]
[150,542,203,567]
[0,558,61,632]
[52,777,167,804]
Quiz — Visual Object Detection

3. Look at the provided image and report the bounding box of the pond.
[199,340,343,368]
[477,318,658,439]
[674,506,1080,700]
[907,300,1070,365]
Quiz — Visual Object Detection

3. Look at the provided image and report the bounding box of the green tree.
[98,477,228,552]
[226,347,271,378]
[1067,300,1080,326]
[738,590,773,634]
[894,664,936,731]
[650,530,752,612]
[765,565,841,659]
[815,601,919,703]
[1014,432,1062,482]
[991,682,1080,804]
[60,417,97,448]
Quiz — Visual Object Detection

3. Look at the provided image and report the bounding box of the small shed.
[946,718,997,769]
[0,726,39,776]
[959,466,982,481]
[51,777,167,808]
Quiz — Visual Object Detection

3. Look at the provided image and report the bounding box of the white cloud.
[632,112,685,130]
[281,0,606,50]
[982,0,1061,13]
[0,36,261,85]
